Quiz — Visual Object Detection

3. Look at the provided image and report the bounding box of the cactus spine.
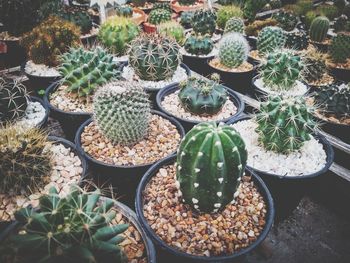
[302,48,327,83]
[184,34,214,56]
[224,17,245,34]
[272,11,298,31]
[285,31,309,51]
[192,10,217,36]
[148,8,172,25]
[329,33,350,64]
[218,33,250,68]
[257,26,286,55]
[309,16,330,43]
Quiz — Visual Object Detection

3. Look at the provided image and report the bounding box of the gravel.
[17,101,46,128]
[254,78,308,96]
[25,60,60,77]
[180,47,219,58]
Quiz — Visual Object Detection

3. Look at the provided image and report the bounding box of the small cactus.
[158,21,185,45]
[257,26,286,56]
[192,10,217,36]
[309,16,330,43]
[180,11,194,29]
[302,48,327,83]
[148,8,172,25]
[116,5,133,17]
[272,11,298,31]
[285,31,309,51]
[184,34,214,56]
[245,18,278,37]
[329,33,350,64]
[58,6,93,35]
[243,0,268,22]
[218,33,250,68]
[216,5,243,29]
[224,17,245,34]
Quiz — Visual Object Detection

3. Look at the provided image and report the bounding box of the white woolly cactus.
[218,33,250,68]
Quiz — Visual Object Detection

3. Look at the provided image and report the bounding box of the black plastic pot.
[29,96,49,129]
[227,116,334,222]
[328,66,350,82]
[307,74,336,93]
[44,82,91,142]
[316,116,350,145]
[182,53,215,77]
[25,70,62,96]
[0,39,26,69]
[310,40,329,53]
[75,111,185,208]
[156,83,245,132]
[135,155,274,263]
[246,36,257,50]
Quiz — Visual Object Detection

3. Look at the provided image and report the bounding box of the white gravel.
[254,78,308,96]
[17,101,46,128]
[231,119,327,177]
[113,55,128,63]
[25,61,60,77]
[180,47,219,58]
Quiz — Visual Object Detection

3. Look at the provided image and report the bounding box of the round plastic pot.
[316,116,350,145]
[74,111,185,208]
[246,36,257,50]
[0,39,26,69]
[182,53,215,77]
[29,96,49,129]
[226,116,334,222]
[328,66,350,83]
[25,71,62,96]
[44,82,91,142]
[156,83,245,132]
[135,155,274,263]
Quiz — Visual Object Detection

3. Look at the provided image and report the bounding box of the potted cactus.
[284,30,309,51]
[191,9,218,40]
[244,18,278,49]
[216,5,243,31]
[179,11,195,29]
[144,7,172,33]
[158,21,186,46]
[170,0,204,13]
[135,122,274,261]
[309,16,330,52]
[272,11,299,32]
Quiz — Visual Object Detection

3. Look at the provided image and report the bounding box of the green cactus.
[216,5,243,29]
[334,15,350,33]
[178,0,196,6]
[59,6,93,35]
[218,33,249,68]
[0,78,28,124]
[309,16,330,43]
[153,2,172,12]
[10,186,128,262]
[302,48,327,83]
[285,31,309,51]
[256,96,316,154]
[176,122,247,213]
[59,47,120,97]
[270,0,282,9]
[245,18,278,37]
[128,34,181,81]
[272,11,298,31]
[116,5,133,17]
[243,0,267,22]
[158,21,185,45]
[148,8,172,25]
[184,34,214,56]
[329,33,350,64]
[316,4,339,20]
[224,17,245,34]
[98,16,140,56]
[93,81,150,145]
[180,11,194,29]
[257,26,286,56]
[192,10,217,36]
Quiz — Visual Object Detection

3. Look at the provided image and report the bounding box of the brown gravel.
[209,58,254,73]
[306,73,334,87]
[326,57,350,70]
[249,50,263,62]
[142,164,267,257]
[81,115,181,166]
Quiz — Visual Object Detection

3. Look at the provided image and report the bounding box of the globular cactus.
[329,33,350,64]
[158,21,185,45]
[245,18,278,37]
[58,6,93,35]
[224,17,245,34]
[192,10,217,36]
[176,122,247,213]
[334,15,350,33]
[260,49,304,90]
[257,26,286,55]
[128,34,181,81]
[0,78,28,124]
[218,33,250,68]
[302,48,327,83]
[11,186,129,262]
[116,5,133,17]
[98,16,140,56]
[0,125,52,195]
[93,81,151,145]
[153,2,172,12]
[272,11,298,31]
[178,75,227,115]
[178,0,196,6]
[243,0,268,22]
[180,11,194,28]
[256,96,317,154]
[309,16,330,43]
[148,8,172,25]
[285,30,309,51]
[184,34,214,56]
[216,5,243,29]
[270,0,282,9]
[59,47,120,97]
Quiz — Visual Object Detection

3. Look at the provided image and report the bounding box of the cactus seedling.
[329,33,350,64]
[257,26,286,56]
[184,34,214,56]
[216,5,243,29]
[224,17,245,34]
[148,8,172,25]
[309,16,330,43]
[218,33,250,68]
[192,10,217,36]
[158,21,185,45]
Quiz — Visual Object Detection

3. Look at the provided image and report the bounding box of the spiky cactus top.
[93,81,151,145]
[180,11,195,28]
[216,5,243,30]
[218,33,250,68]
[158,21,185,45]
[285,30,309,51]
[176,122,247,213]
[309,16,330,43]
[329,33,350,64]
[192,10,217,36]
[255,96,317,154]
[272,11,298,31]
[224,17,245,34]
[128,34,181,81]
[11,186,129,262]
[148,8,172,25]
[302,48,327,83]
[184,34,214,56]
[257,26,286,56]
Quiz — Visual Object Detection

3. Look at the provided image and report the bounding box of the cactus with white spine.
[257,26,286,55]
[192,10,217,36]
[224,17,245,34]
[218,33,250,68]
[309,16,329,43]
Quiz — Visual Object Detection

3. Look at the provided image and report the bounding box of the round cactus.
[302,48,327,83]
[218,33,250,68]
[257,26,286,55]
[285,30,309,51]
[329,33,350,64]
[224,17,245,34]
[148,8,172,25]
[116,5,133,17]
[309,16,330,43]
[192,10,217,36]
[216,5,243,29]
[272,11,298,31]
[180,11,194,28]
[93,81,151,145]
[158,21,185,45]
[176,122,247,213]
[184,34,214,56]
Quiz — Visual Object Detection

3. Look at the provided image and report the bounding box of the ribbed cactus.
[303,48,327,83]
[257,26,286,55]
[309,16,330,43]
[59,6,93,35]
[272,11,298,31]
[11,186,128,262]
[116,5,133,17]
[0,125,52,194]
[153,2,172,11]
[218,33,250,68]
[192,10,217,36]
[148,8,172,25]
[180,11,194,28]
[178,75,227,115]
[256,96,316,154]
[184,34,214,56]
[93,81,151,145]
[224,17,245,34]
[176,122,247,213]
[329,33,350,64]
[216,5,243,29]
[0,78,28,124]
[98,16,140,56]
[158,21,185,45]
[59,47,120,97]
[128,34,181,81]
[285,31,309,51]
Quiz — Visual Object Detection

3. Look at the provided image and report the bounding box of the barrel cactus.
[180,11,194,28]
[257,26,286,56]
[256,95,316,154]
[302,48,327,83]
[309,16,330,43]
[128,34,181,81]
[176,122,247,213]
[285,30,309,51]
[329,33,350,64]
[272,11,298,31]
[184,34,214,56]
[216,5,243,29]
[158,21,185,45]
[224,17,245,34]
[148,8,172,25]
[218,33,250,68]
[116,5,133,17]
[93,81,151,145]
[192,10,217,36]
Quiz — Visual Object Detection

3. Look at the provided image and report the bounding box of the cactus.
[184,34,214,56]
[270,0,282,9]
[59,47,120,97]
[224,17,245,34]
[329,33,350,64]
[316,4,339,20]
[178,0,196,6]
[0,78,28,124]
[257,26,286,56]
[216,5,243,29]
[148,8,172,25]
[178,76,227,115]
[11,186,128,262]
[192,10,217,36]
[158,21,185,45]
[116,5,133,17]
[218,33,250,68]
[256,96,316,154]
[98,16,140,56]
[0,125,52,195]
[176,122,247,213]
[93,81,150,145]
[21,16,80,67]
[334,15,350,33]
[245,18,278,37]
[309,16,330,43]
[260,49,304,90]
[153,2,172,12]
[302,48,327,82]
[285,31,309,51]
[180,11,194,29]
[128,34,181,81]
[243,0,267,22]
[272,11,298,31]
[59,6,93,35]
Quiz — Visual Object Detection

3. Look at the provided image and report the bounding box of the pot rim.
[28,96,49,129]
[207,58,257,75]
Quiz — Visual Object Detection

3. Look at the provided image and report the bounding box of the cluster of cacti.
[178,75,227,115]
[257,26,286,56]
[158,21,185,45]
[93,81,151,145]
[116,5,133,17]
[21,16,80,66]
[256,96,316,154]
[260,50,304,90]
[10,186,129,262]
[0,125,52,194]
[59,47,120,97]
[148,8,172,25]
[224,17,245,34]
[245,18,278,36]
[329,33,350,63]
[243,0,268,22]
[302,48,327,82]
[216,5,243,29]
[285,30,309,51]
[180,11,194,28]
[309,16,330,43]
[176,122,247,213]
[184,34,214,56]
[98,16,140,56]
[178,0,196,6]
[333,15,350,32]
[272,11,298,31]
[218,33,250,68]
[128,34,181,81]
[0,78,28,124]
[192,10,217,36]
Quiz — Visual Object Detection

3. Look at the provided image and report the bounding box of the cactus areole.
[176,122,247,213]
